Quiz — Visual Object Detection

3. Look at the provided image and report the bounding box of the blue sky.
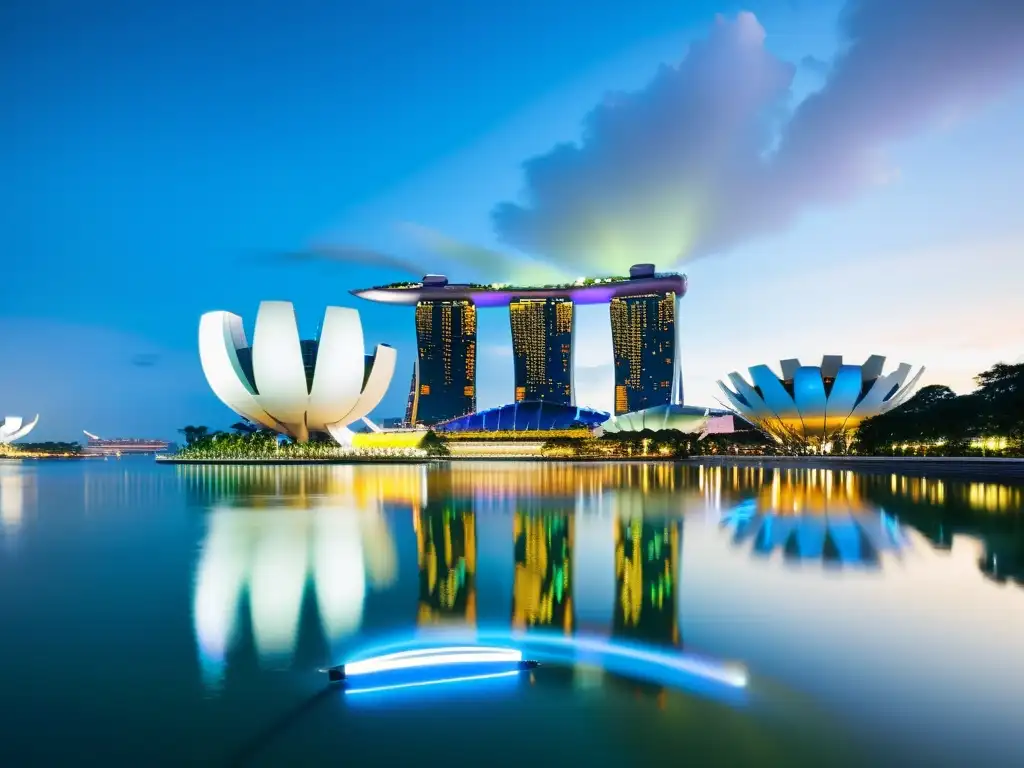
[2,0,1022,441]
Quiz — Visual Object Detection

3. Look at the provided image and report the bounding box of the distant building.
[414,299,477,425]
[510,297,574,405]
[610,283,682,415]
[82,431,170,455]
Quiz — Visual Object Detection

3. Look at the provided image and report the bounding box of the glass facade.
[610,292,678,415]
[509,297,574,405]
[414,299,477,425]
[435,401,609,433]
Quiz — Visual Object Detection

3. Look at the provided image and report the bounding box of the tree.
[231,420,259,434]
[421,431,450,457]
[178,425,209,446]
[974,362,1024,440]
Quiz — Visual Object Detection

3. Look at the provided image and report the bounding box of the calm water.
[0,458,1022,766]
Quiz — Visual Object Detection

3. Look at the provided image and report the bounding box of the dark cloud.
[493,2,1024,274]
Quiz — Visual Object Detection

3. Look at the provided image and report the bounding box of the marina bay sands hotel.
[352,264,686,425]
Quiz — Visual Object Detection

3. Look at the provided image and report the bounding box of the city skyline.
[3,0,1023,441]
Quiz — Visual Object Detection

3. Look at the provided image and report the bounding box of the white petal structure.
[0,415,39,444]
[718,355,923,450]
[198,301,396,444]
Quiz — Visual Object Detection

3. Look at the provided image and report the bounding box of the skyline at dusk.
[4,0,1023,441]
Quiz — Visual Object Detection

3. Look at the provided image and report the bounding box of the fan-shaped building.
[718,355,923,451]
[199,301,396,445]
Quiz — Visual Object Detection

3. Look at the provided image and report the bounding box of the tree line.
[855,362,1023,456]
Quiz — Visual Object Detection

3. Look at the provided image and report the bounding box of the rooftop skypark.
[351,263,687,307]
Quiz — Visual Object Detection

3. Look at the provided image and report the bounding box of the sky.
[2,0,1023,441]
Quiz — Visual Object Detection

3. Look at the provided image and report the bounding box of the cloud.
[492,2,1024,275]
[245,244,425,279]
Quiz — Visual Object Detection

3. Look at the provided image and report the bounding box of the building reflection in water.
[614,516,681,647]
[718,468,906,568]
[512,511,573,634]
[415,468,477,625]
[189,465,411,690]
[707,465,1023,579]
[188,460,1022,693]
[0,462,34,536]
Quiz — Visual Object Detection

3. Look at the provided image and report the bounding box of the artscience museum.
[198,301,396,445]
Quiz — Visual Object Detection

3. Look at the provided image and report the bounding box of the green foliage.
[543,429,694,458]
[420,431,450,457]
[173,430,429,460]
[2,441,82,455]
[854,362,1024,456]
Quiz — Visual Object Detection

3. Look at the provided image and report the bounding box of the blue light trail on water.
[337,630,749,706]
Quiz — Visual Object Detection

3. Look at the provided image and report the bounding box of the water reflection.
[416,501,476,626]
[0,462,34,536]
[614,518,681,647]
[186,461,1023,695]
[512,511,573,633]
[190,465,404,689]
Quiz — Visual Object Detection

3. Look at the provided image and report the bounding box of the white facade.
[198,301,396,444]
[0,415,39,444]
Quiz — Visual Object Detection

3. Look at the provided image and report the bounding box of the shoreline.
[154,453,1024,478]
[690,455,1024,480]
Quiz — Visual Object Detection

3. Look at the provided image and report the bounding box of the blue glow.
[346,670,519,696]
[343,646,522,676]
[346,630,748,704]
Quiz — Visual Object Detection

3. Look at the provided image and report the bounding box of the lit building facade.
[512,511,574,633]
[613,517,681,646]
[509,297,574,405]
[610,290,682,415]
[352,265,686,417]
[414,299,477,425]
[403,362,419,426]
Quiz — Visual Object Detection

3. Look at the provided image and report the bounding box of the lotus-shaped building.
[199,301,396,445]
[718,355,923,450]
[0,415,39,444]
